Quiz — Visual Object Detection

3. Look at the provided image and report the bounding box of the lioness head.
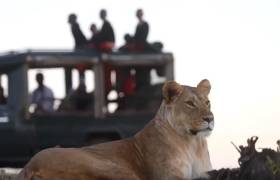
[162,79,214,137]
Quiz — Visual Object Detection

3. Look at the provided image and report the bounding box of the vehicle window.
[0,74,8,123]
[0,74,8,105]
[28,68,64,114]
[150,68,166,85]
[28,68,96,115]
[106,66,164,115]
[72,69,94,92]
[57,68,95,113]
[107,89,118,113]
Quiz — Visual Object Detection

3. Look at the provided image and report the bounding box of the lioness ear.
[197,79,211,96]
[162,81,183,104]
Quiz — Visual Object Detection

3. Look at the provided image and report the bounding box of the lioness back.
[18,138,145,180]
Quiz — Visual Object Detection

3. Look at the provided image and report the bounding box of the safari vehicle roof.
[0,50,173,69]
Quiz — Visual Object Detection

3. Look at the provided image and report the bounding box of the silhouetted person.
[31,73,54,113]
[69,78,93,111]
[88,23,99,49]
[97,9,115,52]
[137,8,163,52]
[120,9,150,52]
[118,34,134,52]
[116,68,136,110]
[58,83,93,111]
[0,86,7,105]
[68,13,87,50]
[60,68,93,111]
[134,9,149,44]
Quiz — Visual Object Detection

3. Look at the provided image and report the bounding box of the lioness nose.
[203,116,214,123]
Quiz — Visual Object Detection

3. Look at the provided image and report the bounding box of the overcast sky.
[1,0,280,169]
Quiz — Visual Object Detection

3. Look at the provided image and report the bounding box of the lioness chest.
[161,142,211,179]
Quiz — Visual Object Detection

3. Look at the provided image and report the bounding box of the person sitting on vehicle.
[70,80,93,111]
[115,68,136,110]
[97,9,115,52]
[0,86,7,105]
[59,75,94,112]
[68,13,87,50]
[87,23,99,49]
[121,9,149,52]
[118,34,134,52]
[119,9,163,53]
[31,73,54,113]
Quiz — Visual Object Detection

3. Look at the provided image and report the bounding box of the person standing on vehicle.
[68,13,87,50]
[31,73,54,113]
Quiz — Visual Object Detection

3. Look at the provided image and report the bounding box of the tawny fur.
[17,79,214,180]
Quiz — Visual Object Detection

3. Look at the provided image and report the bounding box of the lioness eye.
[206,100,210,106]
[185,100,196,108]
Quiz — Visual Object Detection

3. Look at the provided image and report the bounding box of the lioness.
[17,79,214,180]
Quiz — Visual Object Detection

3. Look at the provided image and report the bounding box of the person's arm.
[31,90,37,104]
[47,89,55,107]
[142,22,149,41]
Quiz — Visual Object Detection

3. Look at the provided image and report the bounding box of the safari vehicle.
[0,50,174,167]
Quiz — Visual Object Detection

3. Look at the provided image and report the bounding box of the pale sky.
[1,0,280,169]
